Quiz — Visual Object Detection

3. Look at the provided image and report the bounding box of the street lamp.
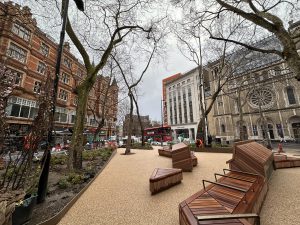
[161,99,165,146]
[37,0,84,203]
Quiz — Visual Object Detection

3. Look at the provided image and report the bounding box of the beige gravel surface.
[58,147,231,225]
[260,167,300,225]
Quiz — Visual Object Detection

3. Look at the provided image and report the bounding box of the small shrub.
[82,151,97,161]
[58,178,69,189]
[66,173,84,185]
[51,155,67,165]
[98,148,113,161]
[131,143,153,150]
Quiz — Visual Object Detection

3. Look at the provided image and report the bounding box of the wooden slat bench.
[158,146,172,158]
[179,141,273,225]
[274,154,300,169]
[227,141,274,179]
[172,143,193,172]
[158,144,198,168]
[149,168,183,194]
[179,170,266,225]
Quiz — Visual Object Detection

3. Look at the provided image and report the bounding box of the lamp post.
[161,99,164,146]
[37,0,84,203]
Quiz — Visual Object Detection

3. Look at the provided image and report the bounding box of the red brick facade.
[0,2,118,138]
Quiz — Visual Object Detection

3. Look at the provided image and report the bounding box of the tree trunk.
[132,95,145,146]
[69,86,89,170]
[125,93,134,154]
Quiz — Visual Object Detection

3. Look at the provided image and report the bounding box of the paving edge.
[37,149,117,225]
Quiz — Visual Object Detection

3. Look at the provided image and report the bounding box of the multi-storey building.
[164,69,202,141]
[0,2,118,139]
[164,32,300,143]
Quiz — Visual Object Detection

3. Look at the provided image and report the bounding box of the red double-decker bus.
[144,126,172,142]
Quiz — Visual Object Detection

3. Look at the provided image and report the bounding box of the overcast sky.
[138,46,195,121]
[9,0,196,122]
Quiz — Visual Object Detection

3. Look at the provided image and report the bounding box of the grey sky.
[139,46,195,121]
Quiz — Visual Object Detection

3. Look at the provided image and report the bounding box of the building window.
[221,124,226,133]
[286,86,296,105]
[54,107,68,123]
[12,23,30,41]
[6,97,38,119]
[73,96,78,106]
[40,42,49,56]
[252,125,258,136]
[7,42,27,63]
[63,57,72,69]
[9,69,23,86]
[37,61,46,74]
[77,69,83,77]
[218,101,223,106]
[33,81,41,93]
[276,124,283,138]
[61,72,70,84]
[90,118,97,126]
[59,89,68,101]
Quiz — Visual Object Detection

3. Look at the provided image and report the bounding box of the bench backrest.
[229,140,274,179]
[172,143,193,172]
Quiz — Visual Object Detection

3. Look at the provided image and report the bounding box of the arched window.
[286,86,296,105]
[221,124,226,133]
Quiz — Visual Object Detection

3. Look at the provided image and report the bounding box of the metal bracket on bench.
[196,213,260,225]
[202,180,248,204]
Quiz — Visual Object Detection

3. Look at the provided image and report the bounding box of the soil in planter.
[28,149,113,225]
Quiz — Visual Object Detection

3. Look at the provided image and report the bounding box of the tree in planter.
[1,70,54,208]
[58,0,158,169]
[112,40,158,154]
[173,0,300,81]
[0,64,16,156]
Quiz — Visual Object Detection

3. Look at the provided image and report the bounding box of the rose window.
[248,88,274,109]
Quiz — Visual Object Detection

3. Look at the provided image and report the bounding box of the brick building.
[0,2,118,139]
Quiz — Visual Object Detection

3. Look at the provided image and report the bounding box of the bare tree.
[112,41,157,154]
[40,0,158,169]
[0,64,16,155]
[173,17,249,145]
[174,0,300,81]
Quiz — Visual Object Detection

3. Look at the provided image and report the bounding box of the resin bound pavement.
[58,147,300,225]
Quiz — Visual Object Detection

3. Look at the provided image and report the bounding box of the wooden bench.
[191,151,198,167]
[149,168,183,194]
[172,143,193,172]
[158,146,172,158]
[179,141,272,225]
[179,170,266,225]
[274,154,300,169]
[227,140,274,179]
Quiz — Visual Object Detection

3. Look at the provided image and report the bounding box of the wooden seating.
[179,141,272,225]
[191,151,198,167]
[227,140,274,179]
[172,143,193,172]
[179,170,266,225]
[149,168,183,194]
[274,154,300,169]
[158,146,172,158]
